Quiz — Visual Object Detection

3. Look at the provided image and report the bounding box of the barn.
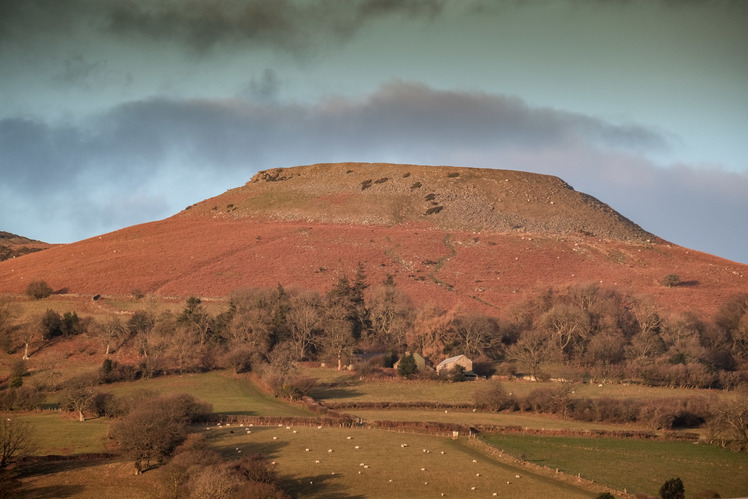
[435,354,473,374]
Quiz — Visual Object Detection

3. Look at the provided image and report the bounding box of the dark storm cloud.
[0,81,663,189]
[1,81,744,262]
[0,0,445,56]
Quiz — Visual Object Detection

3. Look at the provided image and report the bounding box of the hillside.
[0,231,50,262]
[0,163,745,316]
[186,163,657,242]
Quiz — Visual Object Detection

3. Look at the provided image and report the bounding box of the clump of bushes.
[661,274,681,287]
[265,374,317,400]
[25,280,53,299]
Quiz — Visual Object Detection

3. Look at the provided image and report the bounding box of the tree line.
[2,270,747,391]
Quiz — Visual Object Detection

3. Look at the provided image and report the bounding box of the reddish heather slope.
[0,163,745,316]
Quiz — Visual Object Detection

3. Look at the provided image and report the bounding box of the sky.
[0,0,746,264]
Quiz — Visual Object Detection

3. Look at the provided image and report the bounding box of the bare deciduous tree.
[0,417,35,471]
[95,316,127,357]
[367,281,413,349]
[507,328,555,381]
[287,291,322,361]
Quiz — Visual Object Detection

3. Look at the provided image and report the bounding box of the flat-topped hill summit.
[183,163,656,243]
[0,163,744,316]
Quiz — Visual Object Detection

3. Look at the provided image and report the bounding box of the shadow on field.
[309,387,363,400]
[15,484,84,498]
[281,472,365,499]
[214,410,258,416]
[16,456,116,479]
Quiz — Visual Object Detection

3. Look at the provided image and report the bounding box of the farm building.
[436,354,473,374]
[393,352,427,372]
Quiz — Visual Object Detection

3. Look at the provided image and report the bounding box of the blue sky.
[1,0,746,263]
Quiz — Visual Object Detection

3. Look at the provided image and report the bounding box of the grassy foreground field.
[13,426,600,499]
[203,425,599,498]
[7,369,747,498]
[481,433,748,498]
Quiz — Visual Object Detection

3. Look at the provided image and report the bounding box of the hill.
[0,163,745,316]
[0,231,50,262]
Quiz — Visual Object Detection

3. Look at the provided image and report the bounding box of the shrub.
[222,348,255,374]
[25,280,53,299]
[110,393,213,473]
[660,477,685,499]
[8,360,26,388]
[397,353,418,378]
[448,364,465,382]
[266,375,317,400]
[473,379,515,412]
[661,274,681,288]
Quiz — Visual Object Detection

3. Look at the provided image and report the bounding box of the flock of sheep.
[204,422,524,496]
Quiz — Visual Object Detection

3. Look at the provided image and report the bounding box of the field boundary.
[465,437,635,498]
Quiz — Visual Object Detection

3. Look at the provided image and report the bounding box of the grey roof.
[436,354,468,368]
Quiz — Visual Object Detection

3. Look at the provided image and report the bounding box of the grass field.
[305,366,730,405]
[6,367,745,498]
[101,370,314,417]
[481,433,748,498]
[202,425,599,498]
[13,371,313,458]
[17,413,111,455]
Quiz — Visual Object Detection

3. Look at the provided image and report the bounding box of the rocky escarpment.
[186,163,657,243]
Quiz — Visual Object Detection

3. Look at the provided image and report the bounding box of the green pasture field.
[304,366,732,405]
[346,408,656,433]
[203,424,598,498]
[16,413,111,455]
[481,433,748,498]
[101,370,314,417]
[13,371,313,457]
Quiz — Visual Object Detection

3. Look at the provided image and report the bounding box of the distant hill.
[0,163,745,316]
[0,231,49,262]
